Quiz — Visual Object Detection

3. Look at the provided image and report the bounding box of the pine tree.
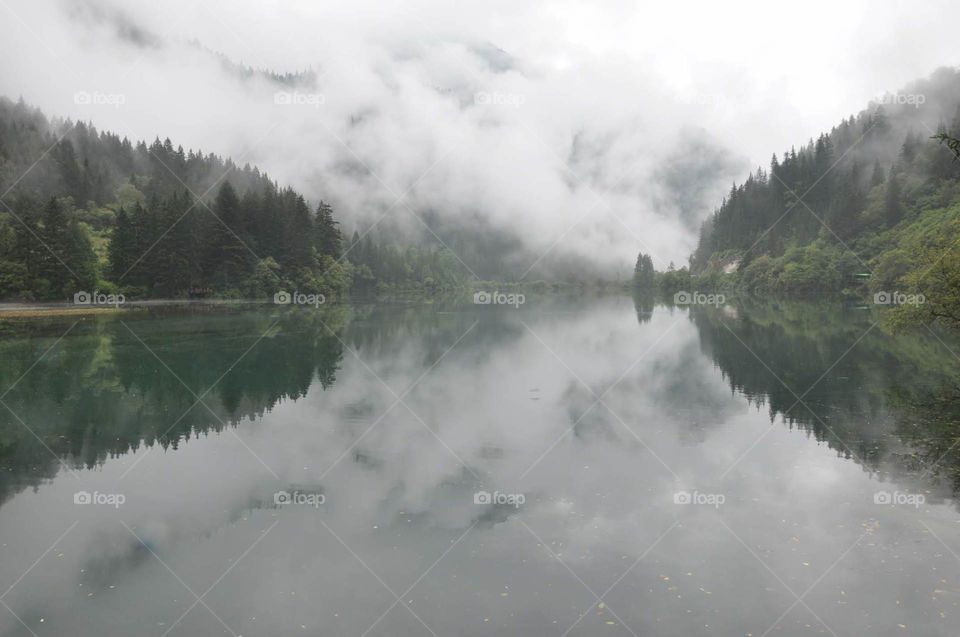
[127,201,161,286]
[62,217,97,293]
[35,197,96,296]
[152,192,197,296]
[315,201,342,258]
[285,194,314,269]
[110,206,137,281]
[53,140,86,202]
[38,197,71,294]
[827,162,863,240]
[633,252,655,289]
[900,131,922,164]
[870,160,885,188]
[204,181,251,288]
[11,199,44,292]
[883,172,903,227]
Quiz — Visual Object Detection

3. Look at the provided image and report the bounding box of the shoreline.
[0,299,266,319]
[0,284,636,319]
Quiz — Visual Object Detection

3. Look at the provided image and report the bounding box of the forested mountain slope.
[0,96,353,300]
[687,67,960,317]
[0,96,471,300]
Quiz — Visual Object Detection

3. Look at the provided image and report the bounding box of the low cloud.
[1,0,957,277]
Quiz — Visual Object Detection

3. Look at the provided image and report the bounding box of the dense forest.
[651,67,960,327]
[0,97,467,301]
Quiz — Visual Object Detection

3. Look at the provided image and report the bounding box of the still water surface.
[1,297,959,636]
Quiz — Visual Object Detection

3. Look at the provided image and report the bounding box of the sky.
[0,0,958,276]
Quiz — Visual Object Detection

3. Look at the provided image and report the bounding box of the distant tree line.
[0,97,349,299]
[107,183,346,298]
[0,97,463,301]
[347,231,468,293]
[691,105,960,272]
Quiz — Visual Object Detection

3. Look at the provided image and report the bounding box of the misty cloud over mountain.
[2,0,958,278]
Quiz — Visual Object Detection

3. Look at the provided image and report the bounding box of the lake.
[1,296,959,636]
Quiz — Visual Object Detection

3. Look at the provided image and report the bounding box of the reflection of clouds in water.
[282,305,701,525]
[2,301,960,635]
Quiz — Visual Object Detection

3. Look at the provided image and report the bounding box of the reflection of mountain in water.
[678,299,960,493]
[0,308,349,506]
[7,297,960,514]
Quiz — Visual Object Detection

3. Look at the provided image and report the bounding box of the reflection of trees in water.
[887,384,960,492]
[0,308,348,505]
[633,291,654,325]
[673,298,960,493]
[344,303,526,363]
[0,302,536,508]
[9,297,960,512]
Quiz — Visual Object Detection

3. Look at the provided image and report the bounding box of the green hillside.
[667,67,960,327]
